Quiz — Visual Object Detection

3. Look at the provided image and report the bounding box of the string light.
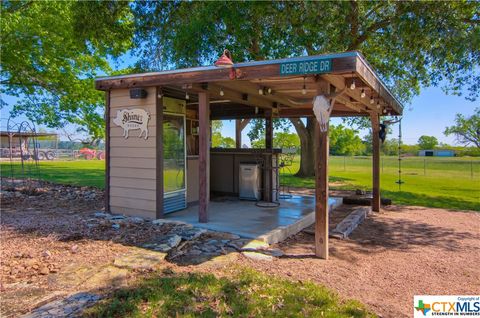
[370,96,375,104]
[377,100,381,109]
[258,87,264,95]
[220,88,224,96]
[302,77,307,95]
[360,89,366,98]
[350,80,356,90]
[267,87,272,94]
[383,108,387,114]
[185,91,189,100]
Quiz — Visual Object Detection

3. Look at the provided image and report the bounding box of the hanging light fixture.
[185,91,190,100]
[214,49,236,80]
[377,100,381,109]
[258,87,264,95]
[370,96,375,104]
[220,88,224,96]
[267,87,272,94]
[302,76,307,95]
[383,108,387,114]
[350,73,356,90]
[360,88,366,98]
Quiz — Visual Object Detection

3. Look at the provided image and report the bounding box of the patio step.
[257,197,343,244]
[330,206,372,239]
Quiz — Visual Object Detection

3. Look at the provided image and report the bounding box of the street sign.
[279,58,332,76]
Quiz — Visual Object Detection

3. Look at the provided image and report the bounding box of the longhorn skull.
[313,95,334,132]
[311,88,346,132]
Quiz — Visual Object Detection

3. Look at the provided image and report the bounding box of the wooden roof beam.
[321,74,382,114]
[218,80,298,108]
[189,83,275,109]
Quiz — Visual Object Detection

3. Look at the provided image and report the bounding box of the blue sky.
[1,51,478,145]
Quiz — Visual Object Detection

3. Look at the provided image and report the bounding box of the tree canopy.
[211,120,235,148]
[133,1,479,102]
[132,1,479,176]
[329,124,365,156]
[1,1,133,141]
[417,135,439,150]
[251,131,300,150]
[444,107,480,148]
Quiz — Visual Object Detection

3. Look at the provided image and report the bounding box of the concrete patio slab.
[165,195,343,244]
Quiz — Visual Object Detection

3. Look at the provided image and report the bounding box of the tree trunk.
[290,117,317,177]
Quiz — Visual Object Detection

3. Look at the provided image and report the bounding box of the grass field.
[281,156,480,211]
[0,160,105,188]
[84,267,374,318]
[1,156,479,211]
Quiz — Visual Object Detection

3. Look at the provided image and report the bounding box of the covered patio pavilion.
[96,51,403,259]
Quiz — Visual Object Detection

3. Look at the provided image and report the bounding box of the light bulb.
[350,80,355,90]
[267,87,272,94]
[370,97,374,104]
[383,108,387,114]
[255,107,259,114]
[360,89,366,98]
[185,92,189,100]
[377,103,381,109]
[258,88,263,95]
[302,84,306,95]
[388,112,391,116]
[220,88,224,96]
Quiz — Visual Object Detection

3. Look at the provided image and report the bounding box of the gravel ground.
[248,205,480,318]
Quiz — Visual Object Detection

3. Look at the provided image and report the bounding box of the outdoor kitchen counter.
[210,148,281,199]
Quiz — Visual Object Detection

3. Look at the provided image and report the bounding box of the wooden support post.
[104,91,111,213]
[156,87,164,219]
[370,113,381,212]
[265,113,273,150]
[235,119,242,149]
[235,119,251,149]
[314,81,330,259]
[198,91,210,223]
[315,124,329,259]
[264,111,273,202]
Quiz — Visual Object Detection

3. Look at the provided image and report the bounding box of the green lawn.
[83,267,375,318]
[1,156,479,211]
[0,160,105,188]
[281,156,480,211]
